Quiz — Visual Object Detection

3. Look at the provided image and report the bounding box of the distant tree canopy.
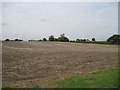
[54,38,58,41]
[58,34,69,42]
[92,38,95,42]
[39,39,42,41]
[76,39,86,42]
[8,34,120,45]
[81,39,86,42]
[49,35,55,41]
[107,34,120,44]
[76,39,81,42]
[4,39,23,41]
[48,34,69,42]
[14,39,23,41]
[5,39,10,41]
[15,39,19,41]
[43,38,47,41]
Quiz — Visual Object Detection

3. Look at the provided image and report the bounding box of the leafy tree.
[70,40,75,42]
[86,39,90,42]
[54,38,58,41]
[43,38,47,41]
[107,34,120,44]
[92,38,95,41]
[28,40,34,41]
[81,39,86,42]
[15,39,19,41]
[38,39,42,41]
[49,35,55,41]
[14,39,23,41]
[5,39,10,41]
[76,39,80,42]
[58,34,69,42]
[19,39,23,41]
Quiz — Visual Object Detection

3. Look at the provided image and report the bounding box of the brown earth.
[2,41,118,88]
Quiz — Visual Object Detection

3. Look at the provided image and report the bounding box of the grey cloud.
[2,2,118,41]
[39,18,52,22]
[2,23,8,26]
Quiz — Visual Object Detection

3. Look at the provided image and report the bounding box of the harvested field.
[2,41,118,88]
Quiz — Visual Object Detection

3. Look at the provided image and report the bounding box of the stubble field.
[2,41,118,88]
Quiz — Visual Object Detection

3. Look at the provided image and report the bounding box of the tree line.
[5,39,23,41]
[3,34,120,45]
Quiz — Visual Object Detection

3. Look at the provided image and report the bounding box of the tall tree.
[5,39,10,41]
[107,34,120,44]
[76,39,80,42]
[58,34,69,42]
[43,38,47,41]
[92,38,95,42]
[49,35,55,41]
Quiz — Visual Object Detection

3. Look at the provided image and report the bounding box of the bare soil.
[2,41,118,88]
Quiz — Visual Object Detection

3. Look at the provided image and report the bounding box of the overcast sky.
[2,2,118,41]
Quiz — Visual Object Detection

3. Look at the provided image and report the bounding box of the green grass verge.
[48,68,119,88]
[2,84,41,88]
[2,86,13,88]
[32,84,41,88]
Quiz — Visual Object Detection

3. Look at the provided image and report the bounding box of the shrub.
[43,38,47,41]
[5,39,10,41]
[58,34,69,42]
[49,35,55,41]
[107,34,120,44]
[92,38,95,42]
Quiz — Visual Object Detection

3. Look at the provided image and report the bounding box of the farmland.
[2,41,118,88]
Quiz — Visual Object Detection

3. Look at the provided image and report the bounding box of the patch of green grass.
[2,86,13,88]
[2,84,41,88]
[48,68,119,88]
[2,86,14,89]
[33,84,40,88]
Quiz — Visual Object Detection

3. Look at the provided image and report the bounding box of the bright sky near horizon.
[1,2,118,41]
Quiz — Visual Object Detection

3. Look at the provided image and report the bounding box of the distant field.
[2,41,118,88]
